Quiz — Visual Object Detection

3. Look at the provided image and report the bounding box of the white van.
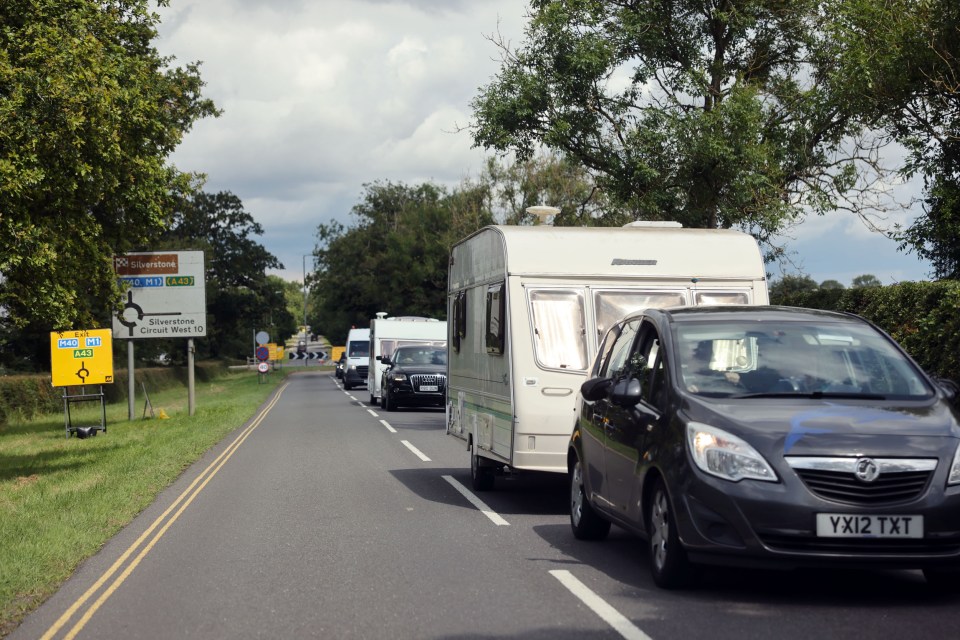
[342,328,370,390]
[367,313,447,405]
[446,222,769,490]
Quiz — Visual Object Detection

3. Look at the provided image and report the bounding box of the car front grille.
[758,533,960,555]
[793,468,932,505]
[785,457,936,506]
[355,366,368,377]
[411,374,445,392]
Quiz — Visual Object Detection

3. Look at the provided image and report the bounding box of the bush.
[0,361,231,429]
[772,280,960,383]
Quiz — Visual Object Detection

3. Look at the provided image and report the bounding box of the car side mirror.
[933,376,959,403]
[580,377,613,401]
[611,377,643,407]
[381,356,392,366]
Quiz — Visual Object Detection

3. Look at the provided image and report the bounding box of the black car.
[568,306,960,589]
[335,353,346,379]
[380,345,447,411]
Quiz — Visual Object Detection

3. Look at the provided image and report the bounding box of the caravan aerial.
[445,221,769,490]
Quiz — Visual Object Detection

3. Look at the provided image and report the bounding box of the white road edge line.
[367,409,379,418]
[549,570,652,640]
[379,419,397,434]
[401,440,431,461]
[441,475,509,526]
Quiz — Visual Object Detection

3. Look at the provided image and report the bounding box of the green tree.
[820,279,846,290]
[852,274,883,288]
[0,0,218,335]
[471,0,888,253]
[770,275,820,299]
[309,181,495,344]
[823,0,959,276]
[157,191,290,360]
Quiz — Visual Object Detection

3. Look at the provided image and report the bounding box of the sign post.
[113,251,207,418]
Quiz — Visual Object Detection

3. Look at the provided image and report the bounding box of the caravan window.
[694,291,750,305]
[593,290,686,343]
[529,289,589,371]
[486,282,506,355]
[451,291,467,352]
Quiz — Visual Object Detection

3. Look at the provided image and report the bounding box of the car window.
[602,319,641,379]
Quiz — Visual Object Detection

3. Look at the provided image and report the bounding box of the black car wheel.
[470,447,495,491]
[570,457,610,540]
[647,478,697,589]
[923,568,960,592]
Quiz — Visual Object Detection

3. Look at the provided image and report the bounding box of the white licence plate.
[419,385,438,392]
[816,513,923,538]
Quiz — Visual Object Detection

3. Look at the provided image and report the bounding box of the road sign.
[112,251,207,339]
[256,346,269,361]
[257,362,269,373]
[268,343,282,360]
[50,329,114,387]
[288,351,325,360]
[256,331,270,345]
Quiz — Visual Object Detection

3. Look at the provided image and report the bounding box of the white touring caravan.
[446,223,769,490]
[367,314,447,405]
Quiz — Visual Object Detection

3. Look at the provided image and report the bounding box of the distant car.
[380,345,447,411]
[568,305,960,590]
[297,341,307,354]
[335,354,346,379]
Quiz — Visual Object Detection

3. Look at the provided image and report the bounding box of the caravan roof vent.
[622,221,683,228]
[526,205,561,225]
[376,311,388,319]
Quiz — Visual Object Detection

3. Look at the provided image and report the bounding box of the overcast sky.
[154,0,933,287]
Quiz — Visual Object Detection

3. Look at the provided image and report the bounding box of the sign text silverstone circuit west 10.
[112,251,207,339]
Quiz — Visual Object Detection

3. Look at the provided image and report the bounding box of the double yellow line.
[41,382,289,640]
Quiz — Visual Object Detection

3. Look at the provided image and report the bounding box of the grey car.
[568,306,960,589]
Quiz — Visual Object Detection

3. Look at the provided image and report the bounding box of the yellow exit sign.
[50,329,114,387]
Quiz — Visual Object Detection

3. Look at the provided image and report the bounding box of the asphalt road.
[11,371,960,639]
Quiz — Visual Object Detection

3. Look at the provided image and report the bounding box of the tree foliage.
[470,0,889,256]
[309,181,495,344]
[0,0,218,334]
[823,0,960,278]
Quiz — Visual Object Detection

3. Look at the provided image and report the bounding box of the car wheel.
[385,390,397,412]
[470,448,495,491]
[570,457,610,540]
[369,393,376,405]
[923,568,960,592]
[647,478,698,589]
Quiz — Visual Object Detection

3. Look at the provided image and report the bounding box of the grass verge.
[0,366,299,636]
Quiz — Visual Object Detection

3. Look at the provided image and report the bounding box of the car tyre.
[385,389,397,412]
[647,478,698,589]
[923,568,960,592]
[470,448,495,491]
[569,457,610,540]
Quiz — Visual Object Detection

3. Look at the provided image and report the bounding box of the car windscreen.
[674,320,935,400]
[392,346,446,366]
[348,340,369,357]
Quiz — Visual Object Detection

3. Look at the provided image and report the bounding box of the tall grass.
[0,367,295,636]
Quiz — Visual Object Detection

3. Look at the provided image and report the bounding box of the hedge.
[0,361,230,429]
[772,280,960,383]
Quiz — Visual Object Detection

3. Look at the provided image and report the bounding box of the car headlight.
[948,444,960,486]
[686,423,778,483]
[390,373,407,382]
